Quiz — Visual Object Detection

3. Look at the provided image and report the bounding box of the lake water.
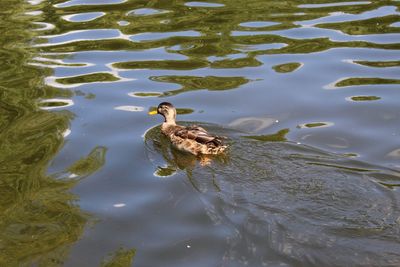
[1,0,400,266]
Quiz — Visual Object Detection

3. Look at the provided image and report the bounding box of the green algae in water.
[272,62,302,73]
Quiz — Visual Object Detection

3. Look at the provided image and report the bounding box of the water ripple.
[127,8,170,17]
[185,2,225,8]
[54,0,127,8]
[37,29,121,47]
[62,12,105,22]
[130,30,202,42]
[20,0,400,265]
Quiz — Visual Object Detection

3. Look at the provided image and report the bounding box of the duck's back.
[161,124,227,155]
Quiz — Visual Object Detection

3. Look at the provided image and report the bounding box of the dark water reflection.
[2,0,400,266]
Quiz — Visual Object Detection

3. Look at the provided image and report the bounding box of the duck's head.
[148,102,176,124]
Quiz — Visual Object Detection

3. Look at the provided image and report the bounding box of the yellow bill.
[148,110,158,115]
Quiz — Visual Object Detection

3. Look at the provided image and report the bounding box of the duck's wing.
[174,126,224,146]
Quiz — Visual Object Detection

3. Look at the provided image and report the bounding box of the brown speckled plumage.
[151,102,227,155]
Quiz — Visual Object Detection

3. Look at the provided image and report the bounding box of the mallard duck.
[148,102,227,155]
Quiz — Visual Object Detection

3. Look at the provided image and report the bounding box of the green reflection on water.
[243,128,289,142]
[101,248,136,267]
[33,0,400,103]
[354,60,400,68]
[0,1,108,266]
[304,122,327,128]
[350,95,381,101]
[297,122,333,128]
[56,72,119,85]
[150,75,249,96]
[336,77,400,87]
[272,62,302,73]
[316,14,400,35]
[36,0,400,58]
[68,146,107,177]
[113,59,208,70]
[132,92,162,97]
[176,108,195,115]
[211,57,262,68]
[38,100,73,109]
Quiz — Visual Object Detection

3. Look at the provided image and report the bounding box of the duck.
[148,102,227,155]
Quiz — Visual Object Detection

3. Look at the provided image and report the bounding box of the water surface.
[1,0,400,266]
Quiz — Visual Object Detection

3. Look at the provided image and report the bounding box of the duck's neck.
[161,112,176,133]
[161,121,176,134]
[162,113,175,125]
[163,113,176,124]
